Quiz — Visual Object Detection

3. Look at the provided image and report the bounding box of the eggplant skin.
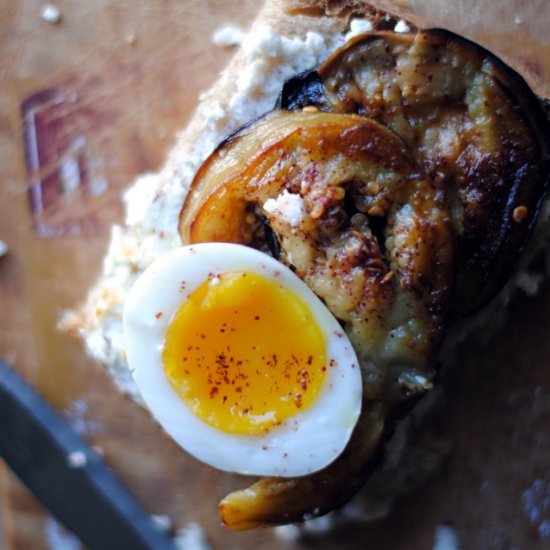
[276,70,329,111]
[282,28,550,315]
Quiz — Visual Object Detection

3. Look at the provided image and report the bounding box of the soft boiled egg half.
[123,243,362,477]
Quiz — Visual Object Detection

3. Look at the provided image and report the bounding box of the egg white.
[123,243,362,477]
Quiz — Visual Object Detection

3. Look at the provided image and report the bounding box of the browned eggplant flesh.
[286,29,550,314]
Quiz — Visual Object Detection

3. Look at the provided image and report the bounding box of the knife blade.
[0,358,178,550]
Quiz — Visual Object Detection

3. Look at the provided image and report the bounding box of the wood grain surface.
[0,1,549,549]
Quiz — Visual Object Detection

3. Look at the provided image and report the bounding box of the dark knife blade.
[0,358,178,550]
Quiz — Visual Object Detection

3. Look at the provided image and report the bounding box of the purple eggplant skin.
[276,69,329,111]
[279,28,550,316]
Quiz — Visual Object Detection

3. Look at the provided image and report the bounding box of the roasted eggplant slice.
[219,401,386,529]
[178,30,549,530]
[284,29,550,314]
[180,109,455,528]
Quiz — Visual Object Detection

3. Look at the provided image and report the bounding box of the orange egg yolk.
[162,272,327,436]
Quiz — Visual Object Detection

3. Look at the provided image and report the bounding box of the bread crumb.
[41,4,62,24]
[513,205,529,223]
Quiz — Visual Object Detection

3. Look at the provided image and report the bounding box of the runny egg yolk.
[162,271,327,436]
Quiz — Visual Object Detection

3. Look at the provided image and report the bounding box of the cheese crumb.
[345,18,374,41]
[394,20,411,33]
[264,191,306,227]
[212,24,245,47]
[41,4,62,24]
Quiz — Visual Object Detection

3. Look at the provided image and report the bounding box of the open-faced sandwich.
[64,0,550,532]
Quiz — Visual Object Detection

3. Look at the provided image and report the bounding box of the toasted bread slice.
[63,0,550,533]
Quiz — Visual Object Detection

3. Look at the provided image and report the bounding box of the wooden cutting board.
[1,1,549,548]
